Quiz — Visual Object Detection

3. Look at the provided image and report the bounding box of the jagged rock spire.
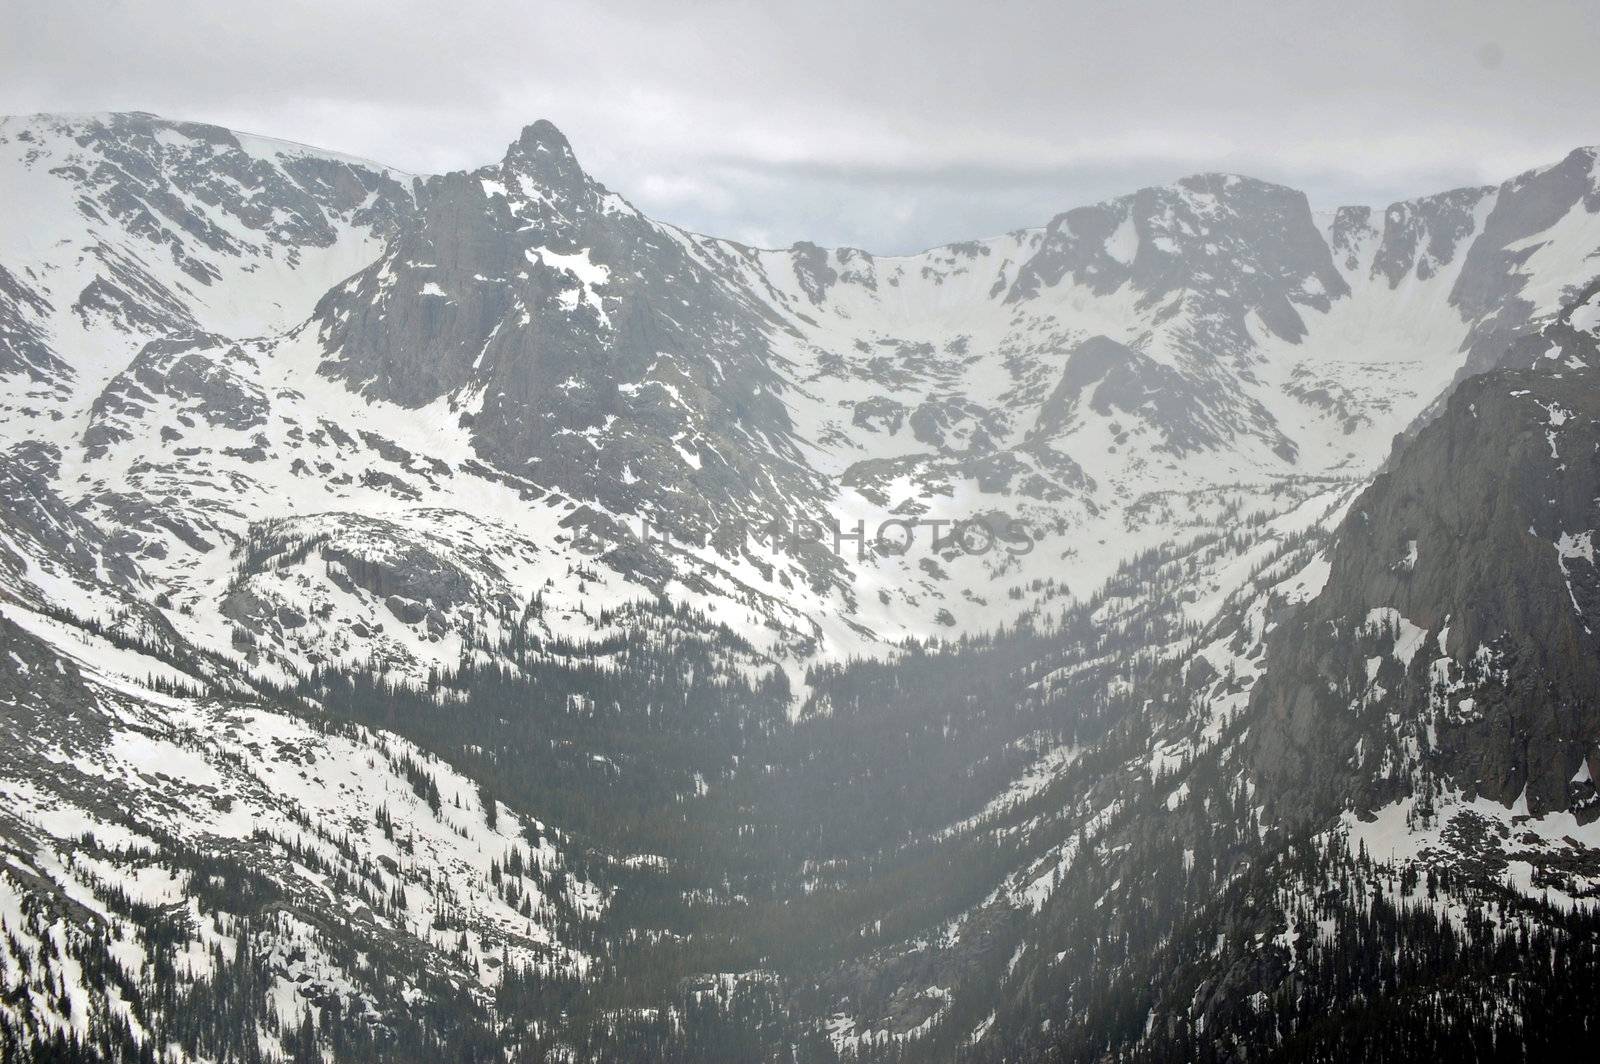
[503,118,589,194]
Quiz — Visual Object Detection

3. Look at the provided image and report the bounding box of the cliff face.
[1251,284,1600,824]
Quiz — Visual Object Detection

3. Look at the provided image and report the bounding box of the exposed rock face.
[83,333,269,457]
[1031,334,1259,456]
[52,112,412,258]
[0,111,418,500]
[0,264,64,383]
[1252,283,1600,822]
[1451,148,1600,376]
[1370,184,1492,288]
[313,121,829,566]
[1006,173,1348,345]
[0,439,142,590]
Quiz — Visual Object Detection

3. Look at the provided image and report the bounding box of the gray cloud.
[5,0,1598,252]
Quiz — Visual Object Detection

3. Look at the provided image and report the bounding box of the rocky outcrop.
[1251,284,1600,822]
[312,120,844,587]
[83,333,269,458]
[1006,174,1347,349]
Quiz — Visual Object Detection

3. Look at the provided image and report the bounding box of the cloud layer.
[6,0,1598,252]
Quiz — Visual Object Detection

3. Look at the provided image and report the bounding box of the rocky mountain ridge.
[9,113,1600,695]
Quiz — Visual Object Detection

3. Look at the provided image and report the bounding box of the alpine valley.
[2,111,1599,1062]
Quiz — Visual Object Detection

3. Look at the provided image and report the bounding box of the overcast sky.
[5,0,1599,253]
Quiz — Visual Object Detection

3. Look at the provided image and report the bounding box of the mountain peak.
[1168,171,1301,198]
[502,118,590,192]
[515,118,574,157]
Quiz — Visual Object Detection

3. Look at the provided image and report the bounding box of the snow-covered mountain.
[5,111,1600,1060]
[10,112,1600,690]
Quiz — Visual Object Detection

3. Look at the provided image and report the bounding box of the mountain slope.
[13,115,1600,693]
[1251,278,1600,832]
[5,114,1600,1061]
